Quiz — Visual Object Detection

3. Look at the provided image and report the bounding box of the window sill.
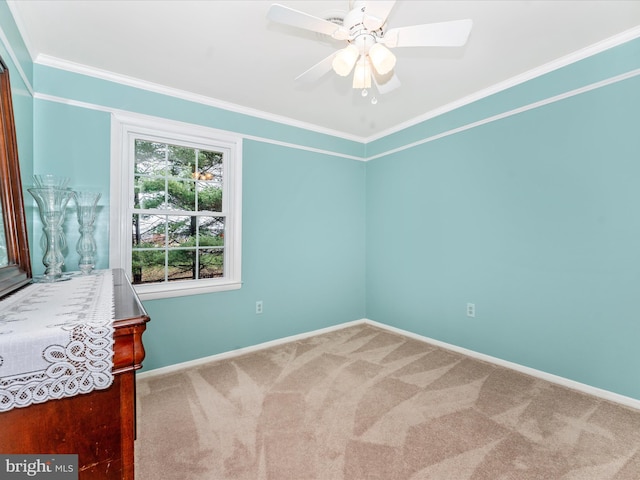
[134,279,241,301]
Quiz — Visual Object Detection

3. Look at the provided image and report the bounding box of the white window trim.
[110,111,242,300]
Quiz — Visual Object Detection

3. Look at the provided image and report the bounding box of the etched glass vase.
[74,191,101,275]
[28,176,73,282]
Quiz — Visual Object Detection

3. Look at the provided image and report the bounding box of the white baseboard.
[136,319,365,379]
[364,319,640,411]
[137,317,640,411]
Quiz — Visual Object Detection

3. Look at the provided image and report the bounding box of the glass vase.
[28,179,74,282]
[74,191,101,275]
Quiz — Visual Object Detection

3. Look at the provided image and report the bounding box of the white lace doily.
[0,270,115,412]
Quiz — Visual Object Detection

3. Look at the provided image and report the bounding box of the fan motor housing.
[344,7,367,37]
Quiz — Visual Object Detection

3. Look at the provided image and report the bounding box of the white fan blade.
[373,70,401,94]
[267,4,349,40]
[362,1,396,31]
[294,53,336,84]
[382,19,473,48]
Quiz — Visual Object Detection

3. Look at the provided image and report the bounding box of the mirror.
[0,54,31,298]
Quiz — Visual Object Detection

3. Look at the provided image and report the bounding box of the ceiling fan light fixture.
[352,57,372,89]
[332,44,359,76]
[368,42,396,75]
[267,1,474,98]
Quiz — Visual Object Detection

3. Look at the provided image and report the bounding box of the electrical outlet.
[466,303,475,318]
[256,300,263,314]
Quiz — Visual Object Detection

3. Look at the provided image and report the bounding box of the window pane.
[168,144,196,179]
[134,176,166,209]
[199,249,224,278]
[198,150,223,207]
[132,249,166,284]
[167,215,196,247]
[198,217,225,244]
[198,150,223,182]
[197,182,222,212]
[166,180,196,211]
[135,140,167,176]
[167,249,196,281]
[132,214,166,247]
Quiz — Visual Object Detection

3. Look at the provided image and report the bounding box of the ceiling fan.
[267,1,473,98]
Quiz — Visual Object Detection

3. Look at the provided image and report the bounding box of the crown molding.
[365,67,640,162]
[33,43,640,164]
[14,21,640,156]
[365,25,640,143]
[0,24,33,97]
[34,54,366,145]
[33,91,365,162]
[5,1,36,61]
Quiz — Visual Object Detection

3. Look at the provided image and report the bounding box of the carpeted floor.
[135,324,640,479]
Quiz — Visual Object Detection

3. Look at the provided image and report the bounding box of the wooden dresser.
[0,269,149,480]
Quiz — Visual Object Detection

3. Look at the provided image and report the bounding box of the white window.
[110,113,242,300]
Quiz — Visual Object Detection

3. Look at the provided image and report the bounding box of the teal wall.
[144,140,366,369]
[2,3,640,400]
[33,65,365,159]
[2,4,367,373]
[366,43,640,399]
[32,101,111,271]
[28,71,368,372]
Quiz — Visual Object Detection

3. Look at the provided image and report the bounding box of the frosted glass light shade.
[368,43,396,75]
[352,58,372,89]
[332,44,359,76]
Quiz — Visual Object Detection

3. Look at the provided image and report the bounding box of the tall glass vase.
[74,191,101,275]
[28,176,74,282]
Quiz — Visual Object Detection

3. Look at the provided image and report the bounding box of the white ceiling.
[7,1,640,140]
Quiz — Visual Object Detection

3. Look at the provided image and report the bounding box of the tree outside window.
[131,139,226,284]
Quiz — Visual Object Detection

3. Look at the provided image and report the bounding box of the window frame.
[110,112,242,300]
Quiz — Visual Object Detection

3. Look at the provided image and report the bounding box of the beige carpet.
[135,324,640,479]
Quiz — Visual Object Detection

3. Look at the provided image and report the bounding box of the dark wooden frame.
[0,269,149,479]
[0,54,31,298]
